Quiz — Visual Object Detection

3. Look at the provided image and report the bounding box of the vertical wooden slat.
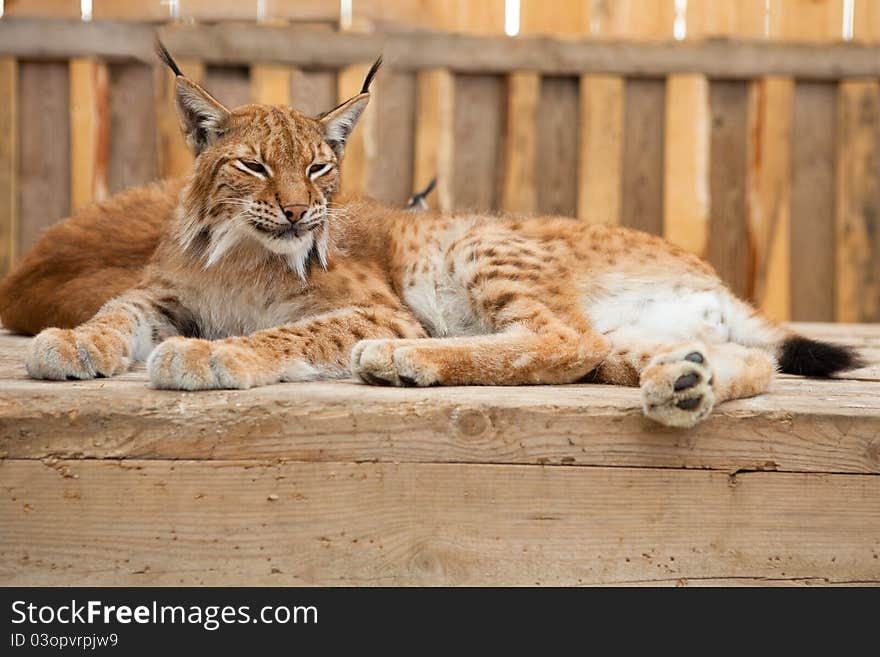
[413,68,455,211]
[747,77,794,321]
[336,64,372,197]
[0,58,17,275]
[500,71,539,214]
[790,83,837,321]
[577,75,624,225]
[365,71,417,206]
[69,58,109,211]
[663,74,710,257]
[156,59,204,180]
[708,81,750,298]
[251,65,291,106]
[452,75,505,211]
[536,77,579,217]
[520,0,590,36]
[204,67,250,110]
[853,0,880,42]
[290,70,337,117]
[107,63,159,194]
[17,62,70,254]
[621,79,665,235]
[770,0,844,42]
[685,0,769,39]
[835,80,880,323]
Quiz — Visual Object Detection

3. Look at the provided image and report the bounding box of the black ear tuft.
[407,177,437,210]
[360,56,383,94]
[779,336,864,377]
[155,39,184,77]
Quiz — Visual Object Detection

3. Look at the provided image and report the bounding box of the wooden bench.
[1,322,877,586]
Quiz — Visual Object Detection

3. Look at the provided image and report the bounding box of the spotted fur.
[5,49,862,428]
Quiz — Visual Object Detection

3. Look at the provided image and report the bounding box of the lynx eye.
[239,160,267,175]
[308,163,331,178]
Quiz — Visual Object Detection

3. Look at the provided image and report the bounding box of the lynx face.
[169,60,370,277]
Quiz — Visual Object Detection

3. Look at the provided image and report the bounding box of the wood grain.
[452,75,504,211]
[365,70,416,206]
[536,76,579,217]
[791,82,836,322]
[5,19,880,79]
[204,66,250,110]
[708,80,750,298]
[250,64,291,106]
[17,61,69,255]
[0,58,16,275]
[413,68,455,210]
[2,459,877,586]
[835,80,880,323]
[336,64,372,197]
[107,62,159,194]
[621,78,665,235]
[577,75,623,225]
[747,77,794,321]
[664,74,710,257]
[500,71,539,214]
[289,69,337,117]
[69,58,109,211]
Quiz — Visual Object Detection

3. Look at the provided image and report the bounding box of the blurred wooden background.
[0,0,878,323]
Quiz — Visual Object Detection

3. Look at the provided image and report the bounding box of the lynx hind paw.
[26,328,129,381]
[148,338,259,390]
[352,339,440,387]
[640,347,716,428]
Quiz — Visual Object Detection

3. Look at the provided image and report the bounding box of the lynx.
[1,46,860,428]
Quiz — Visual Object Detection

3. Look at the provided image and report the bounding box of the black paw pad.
[398,375,418,387]
[674,372,699,391]
[360,372,391,386]
[676,396,702,410]
[684,352,704,364]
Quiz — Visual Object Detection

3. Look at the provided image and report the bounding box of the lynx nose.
[282,204,308,224]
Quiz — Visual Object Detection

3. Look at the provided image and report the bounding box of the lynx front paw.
[147,338,263,390]
[640,346,716,428]
[351,339,440,387]
[26,328,130,380]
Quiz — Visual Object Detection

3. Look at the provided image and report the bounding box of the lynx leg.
[26,287,179,380]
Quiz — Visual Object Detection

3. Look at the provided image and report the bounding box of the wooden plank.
[204,66,250,110]
[336,64,372,197]
[0,58,16,275]
[5,20,880,79]
[155,58,204,180]
[413,68,455,211]
[771,0,844,42]
[2,328,878,473]
[107,62,158,194]
[621,78,665,235]
[747,77,794,321]
[500,71,539,214]
[452,75,505,211]
[835,80,880,323]
[708,80,750,298]
[791,82,837,321]
[3,0,79,17]
[685,0,768,40]
[93,0,338,23]
[853,0,880,42]
[663,74,709,257]
[69,58,109,211]
[17,62,69,255]
[590,0,676,39]
[2,459,877,586]
[289,69,337,117]
[536,76,578,217]
[577,75,623,225]
[365,70,416,206]
[520,0,590,36]
[250,64,291,106]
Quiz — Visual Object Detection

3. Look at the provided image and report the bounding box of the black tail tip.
[779,336,864,377]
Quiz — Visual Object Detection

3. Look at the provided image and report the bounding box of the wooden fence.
[0,0,878,325]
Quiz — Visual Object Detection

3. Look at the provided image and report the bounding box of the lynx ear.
[156,40,230,155]
[319,93,369,159]
[175,78,230,156]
